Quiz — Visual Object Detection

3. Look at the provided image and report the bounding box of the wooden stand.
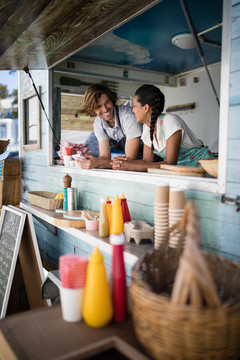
[0,158,21,208]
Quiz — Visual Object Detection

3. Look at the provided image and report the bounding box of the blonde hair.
[79,84,118,117]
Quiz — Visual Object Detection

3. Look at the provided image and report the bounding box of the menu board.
[0,206,26,318]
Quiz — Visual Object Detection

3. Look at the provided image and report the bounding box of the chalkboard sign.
[0,206,26,318]
[8,205,49,308]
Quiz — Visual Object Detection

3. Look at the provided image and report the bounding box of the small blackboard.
[8,205,49,309]
[0,206,26,318]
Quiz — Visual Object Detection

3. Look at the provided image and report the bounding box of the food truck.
[0,0,240,358]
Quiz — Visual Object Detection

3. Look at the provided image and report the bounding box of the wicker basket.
[130,202,240,360]
[199,158,218,178]
[27,191,63,210]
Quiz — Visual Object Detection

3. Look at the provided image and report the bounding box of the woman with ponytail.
[112,84,214,172]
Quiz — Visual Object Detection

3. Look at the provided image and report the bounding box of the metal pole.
[180,0,220,107]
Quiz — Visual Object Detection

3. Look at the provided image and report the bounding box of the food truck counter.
[0,304,151,360]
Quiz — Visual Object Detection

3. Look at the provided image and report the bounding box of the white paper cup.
[64,155,72,167]
[60,286,84,322]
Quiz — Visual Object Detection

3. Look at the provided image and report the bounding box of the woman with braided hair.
[112,84,214,171]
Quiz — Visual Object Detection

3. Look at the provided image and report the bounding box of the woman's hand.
[112,155,131,170]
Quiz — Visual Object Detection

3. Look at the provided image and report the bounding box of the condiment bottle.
[63,174,72,210]
[99,198,109,237]
[83,247,113,328]
[106,195,112,229]
[110,195,124,234]
[110,233,127,322]
[120,193,131,223]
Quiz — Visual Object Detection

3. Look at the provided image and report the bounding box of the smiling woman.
[112,84,214,172]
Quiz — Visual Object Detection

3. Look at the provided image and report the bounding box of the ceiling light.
[171,33,203,50]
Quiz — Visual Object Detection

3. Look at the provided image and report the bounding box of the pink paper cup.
[59,254,88,289]
[85,219,99,231]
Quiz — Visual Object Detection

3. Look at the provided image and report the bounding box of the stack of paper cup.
[154,182,169,249]
[169,188,185,248]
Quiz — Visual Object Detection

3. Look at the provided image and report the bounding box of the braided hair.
[134,84,165,151]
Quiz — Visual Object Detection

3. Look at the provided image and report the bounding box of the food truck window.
[52,72,138,162]
[50,0,229,195]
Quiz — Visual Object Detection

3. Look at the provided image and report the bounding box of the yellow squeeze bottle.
[110,195,124,234]
[83,247,113,328]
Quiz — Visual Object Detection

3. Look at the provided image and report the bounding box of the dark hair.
[134,84,165,150]
[79,84,118,117]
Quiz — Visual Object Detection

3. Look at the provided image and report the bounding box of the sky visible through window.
[0,71,18,94]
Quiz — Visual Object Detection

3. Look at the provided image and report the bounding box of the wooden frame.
[53,336,150,360]
[21,87,41,150]
[8,206,50,308]
[0,206,26,318]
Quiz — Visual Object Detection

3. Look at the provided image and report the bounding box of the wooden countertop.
[0,305,151,360]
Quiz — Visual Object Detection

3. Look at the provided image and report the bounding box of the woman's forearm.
[112,158,162,172]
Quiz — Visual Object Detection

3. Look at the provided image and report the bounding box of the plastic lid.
[100,197,106,204]
[110,233,125,245]
[121,193,125,199]
[90,246,103,263]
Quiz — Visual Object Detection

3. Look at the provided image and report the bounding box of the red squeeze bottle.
[110,233,127,322]
[120,193,131,223]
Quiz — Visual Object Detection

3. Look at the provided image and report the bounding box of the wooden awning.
[0,0,160,70]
